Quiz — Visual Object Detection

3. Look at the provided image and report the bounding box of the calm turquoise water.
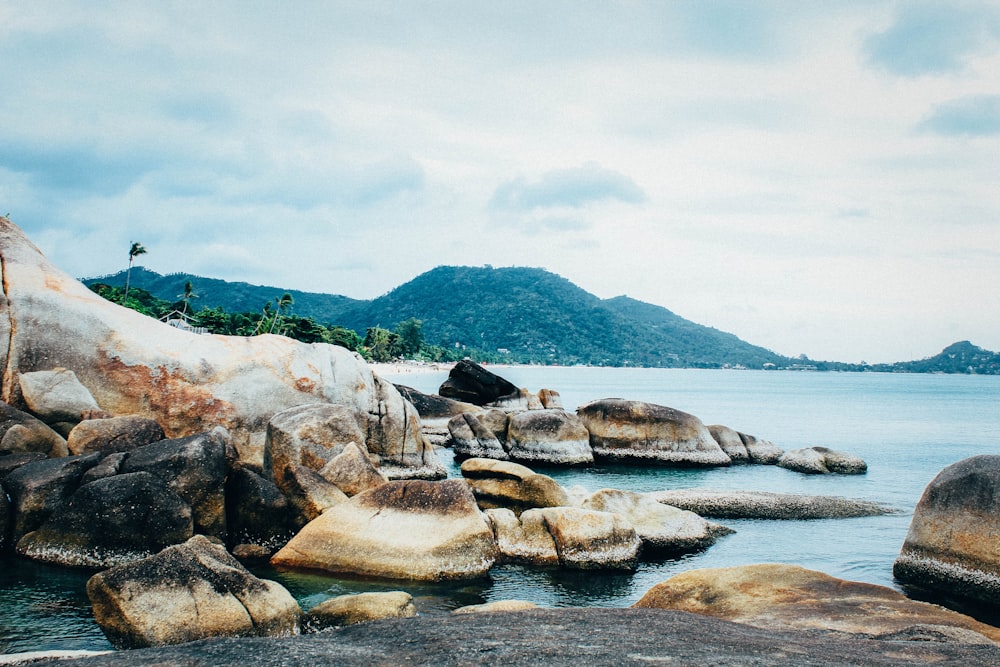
[4,369,1000,653]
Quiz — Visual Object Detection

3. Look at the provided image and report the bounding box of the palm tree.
[268,292,294,334]
[177,280,198,317]
[122,241,147,304]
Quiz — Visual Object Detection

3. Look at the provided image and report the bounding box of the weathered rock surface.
[742,433,784,464]
[394,384,479,420]
[779,446,867,475]
[448,411,510,460]
[707,424,749,463]
[484,508,559,566]
[894,455,1000,608]
[16,471,193,567]
[506,409,593,465]
[271,479,496,581]
[17,368,101,424]
[0,218,432,475]
[33,608,1000,667]
[460,458,569,512]
[581,488,731,554]
[3,453,101,542]
[577,399,730,466]
[281,464,349,529]
[438,359,518,405]
[0,401,68,458]
[66,416,165,456]
[649,489,895,519]
[87,535,300,649]
[537,388,562,409]
[79,452,127,485]
[225,463,295,556]
[532,507,640,570]
[304,592,415,630]
[264,403,365,491]
[0,451,46,479]
[319,442,388,497]
[634,564,1000,643]
[487,388,543,411]
[453,599,539,614]
[119,428,230,540]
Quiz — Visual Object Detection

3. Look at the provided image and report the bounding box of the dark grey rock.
[393,384,478,419]
[0,400,68,457]
[438,360,518,406]
[3,453,102,542]
[67,416,165,456]
[225,462,295,555]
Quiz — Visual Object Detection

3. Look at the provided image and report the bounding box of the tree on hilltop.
[123,241,147,303]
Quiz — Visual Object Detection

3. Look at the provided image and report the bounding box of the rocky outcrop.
[317,442,387,497]
[0,401,68,458]
[0,218,432,476]
[460,458,569,512]
[438,360,517,405]
[271,479,496,581]
[707,424,748,463]
[87,535,300,649]
[581,488,731,554]
[648,489,894,519]
[778,446,867,475]
[742,433,784,464]
[506,409,593,465]
[453,599,539,614]
[225,463,296,557]
[634,564,1000,644]
[44,608,1000,666]
[577,399,730,466]
[448,410,509,460]
[66,416,165,456]
[304,592,415,630]
[894,455,1000,608]
[17,368,103,431]
[16,471,194,567]
[3,453,100,542]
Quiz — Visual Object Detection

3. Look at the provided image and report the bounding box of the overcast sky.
[2,1,999,363]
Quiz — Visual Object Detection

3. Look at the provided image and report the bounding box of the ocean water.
[3,368,1000,653]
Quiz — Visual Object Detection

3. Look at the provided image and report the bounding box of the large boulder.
[66,415,166,456]
[304,592,416,630]
[17,368,102,425]
[16,471,194,567]
[581,489,731,554]
[318,442,388,497]
[120,428,231,540]
[484,508,560,566]
[707,425,748,463]
[448,411,510,461]
[225,463,296,557]
[460,458,569,512]
[0,218,432,475]
[87,534,301,649]
[894,455,1000,608]
[0,401,68,458]
[3,453,101,542]
[576,399,730,466]
[271,479,496,581]
[393,384,479,420]
[264,403,366,492]
[281,464,349,529]
[506,409,593,465]
[778,446,867,475]
[634,564,1000,644]
[438,360,518,405]
[530,507,641,570]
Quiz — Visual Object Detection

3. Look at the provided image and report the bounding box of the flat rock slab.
[649,489,895,519]
[34,608,1000,666]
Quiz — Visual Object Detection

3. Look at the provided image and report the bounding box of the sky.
[2,1,999,364]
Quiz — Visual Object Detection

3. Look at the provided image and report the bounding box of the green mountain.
[868,341,1000,375]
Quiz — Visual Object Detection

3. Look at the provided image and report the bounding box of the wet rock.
[707,425,748,463]
[66,416,165,456]
[0,401,68,458]
[225,463,296,555]
[506,409,593,465]
[119,428,230,540]
[634,563,1000,644]
[453,599,539,614]
[18,368,101,425]
[894,455,1000,609]
[271,479,496,581]
[3,453,101,542]
[448,411,510,461]
[648,489,894,519]
[304,592,415,630]
[438,360,517,406]
[460,458,569,512]
[318,442,388,497]
[87,535,300,649]
[779,446,867,475]
[581,488,731,554]
[576,399,730,466]
[16,471,194,567]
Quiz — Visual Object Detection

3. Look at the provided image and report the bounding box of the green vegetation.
[83,265,999,373]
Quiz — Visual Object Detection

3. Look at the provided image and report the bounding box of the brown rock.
[448,411,510,461]
[0,401,67,458]
[453,599,539,614]
[707,424,748,463]
[67,415,165,456]
[318,442,388,497]
[535,507,640,570]
[305,592,416,630]
[460,458,569,512]
[484,508,560,566]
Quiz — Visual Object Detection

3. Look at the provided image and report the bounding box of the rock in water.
[506,409,593,465]
[304,592,416,630]
[438,360,518,405]
[778,446,867,475]
[576,399,730,466]
[634,563,1000,644]
[460,458,569,512]
[894,455,1000,608]
[270,479,496,581]
[0,217,435,475]
[3,453,101,542]
[87,535,300,649]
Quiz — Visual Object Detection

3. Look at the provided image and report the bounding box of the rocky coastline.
[2,215,999,664]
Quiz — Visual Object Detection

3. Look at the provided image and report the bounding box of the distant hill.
[84,266,999,372]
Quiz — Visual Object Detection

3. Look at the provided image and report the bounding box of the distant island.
[83,266,1000,374]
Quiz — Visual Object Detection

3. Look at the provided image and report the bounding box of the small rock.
[305,592,416,630]
[460,458,569,512]
[319,442,388,497]
[66,415,165,456]
[453,600,539,614]
[779,446,867,475]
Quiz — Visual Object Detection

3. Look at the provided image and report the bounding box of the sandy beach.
[368,360,456,376]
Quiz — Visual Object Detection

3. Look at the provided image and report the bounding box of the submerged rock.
[576,399,730,466]
[271,479,496,581]
[648,489,894,519]
[453,599,539,614]
[634,563,1000,644]
[304,592,415,630]
[894,455,1000,609]
[87,535,300,649]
